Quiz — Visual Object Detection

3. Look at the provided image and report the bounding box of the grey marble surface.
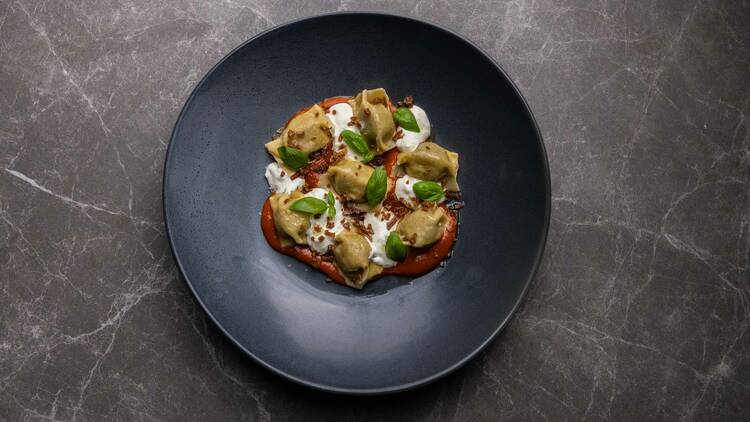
[1,0,749,420]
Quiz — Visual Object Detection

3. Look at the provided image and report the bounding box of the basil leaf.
[289,197,328,215]
[326,191,336,218]
[342,130,375,163]
[366,166,387,208]
[361,150,375,164]
[393,107,420,132]
[385,232,407,261]
[413,181,444,202]
[341,130,369,155]
[277,146,308,170]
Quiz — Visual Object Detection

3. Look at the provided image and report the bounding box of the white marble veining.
[1,0,749,420]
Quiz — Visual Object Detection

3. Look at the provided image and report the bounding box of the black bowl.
[164,12,549,394]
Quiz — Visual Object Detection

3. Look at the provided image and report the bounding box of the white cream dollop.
[394,174,422,208]
[396,105,431,152]
[265,162,303,194]
[326,102,364,161]
[304,188,345,254]
[363,210,397,268]
[395,173,445,207]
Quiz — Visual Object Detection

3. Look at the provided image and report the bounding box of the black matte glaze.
[163,13,549,394]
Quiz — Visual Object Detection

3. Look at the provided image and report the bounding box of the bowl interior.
[164,13,549,393]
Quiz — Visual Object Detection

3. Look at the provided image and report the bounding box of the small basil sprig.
[366,166,388,208]
[277,146,308,170]
[393,107,420,132]
[341,130,374,163]
[361,150,375,163]
[385,232,407,261]
[413,181,444,202]
[289,197,328,215]
[326,191,336,218]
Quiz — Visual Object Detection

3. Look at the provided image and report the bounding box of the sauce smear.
[261,198,457,285]
[263,96,458,286]
[319,96,350,110]
[261,199,346,284]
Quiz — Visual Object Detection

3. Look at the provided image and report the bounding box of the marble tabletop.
[1,0,748,420]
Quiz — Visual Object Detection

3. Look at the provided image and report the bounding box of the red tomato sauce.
[382,211,457,277]
[261,198,457,285]
[319,96,350,110]
[382,148,399,175]
[262,97,458,286]
[290,95,395,120]
[261,199,346,284]
[319,96,394,112]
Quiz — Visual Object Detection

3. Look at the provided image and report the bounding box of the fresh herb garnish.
[277,146,308,170]
[385,232,408,261]
[393,107,420,132]
[366,166,388,208]
[361,150,375,164]
[341,130,375,163]
[413,181,444,202]
[326,191,336,218]
[289,197,328,215]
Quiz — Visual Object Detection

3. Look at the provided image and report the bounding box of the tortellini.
[280,104,332,155]
[269,191,310,246]
[397,142,460,191]
[262,91,461,288]
[352,88,396,153]
[264,138,285,169]
[397,207,448,248]
[327,159,374,202]
[334,230,371,275]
